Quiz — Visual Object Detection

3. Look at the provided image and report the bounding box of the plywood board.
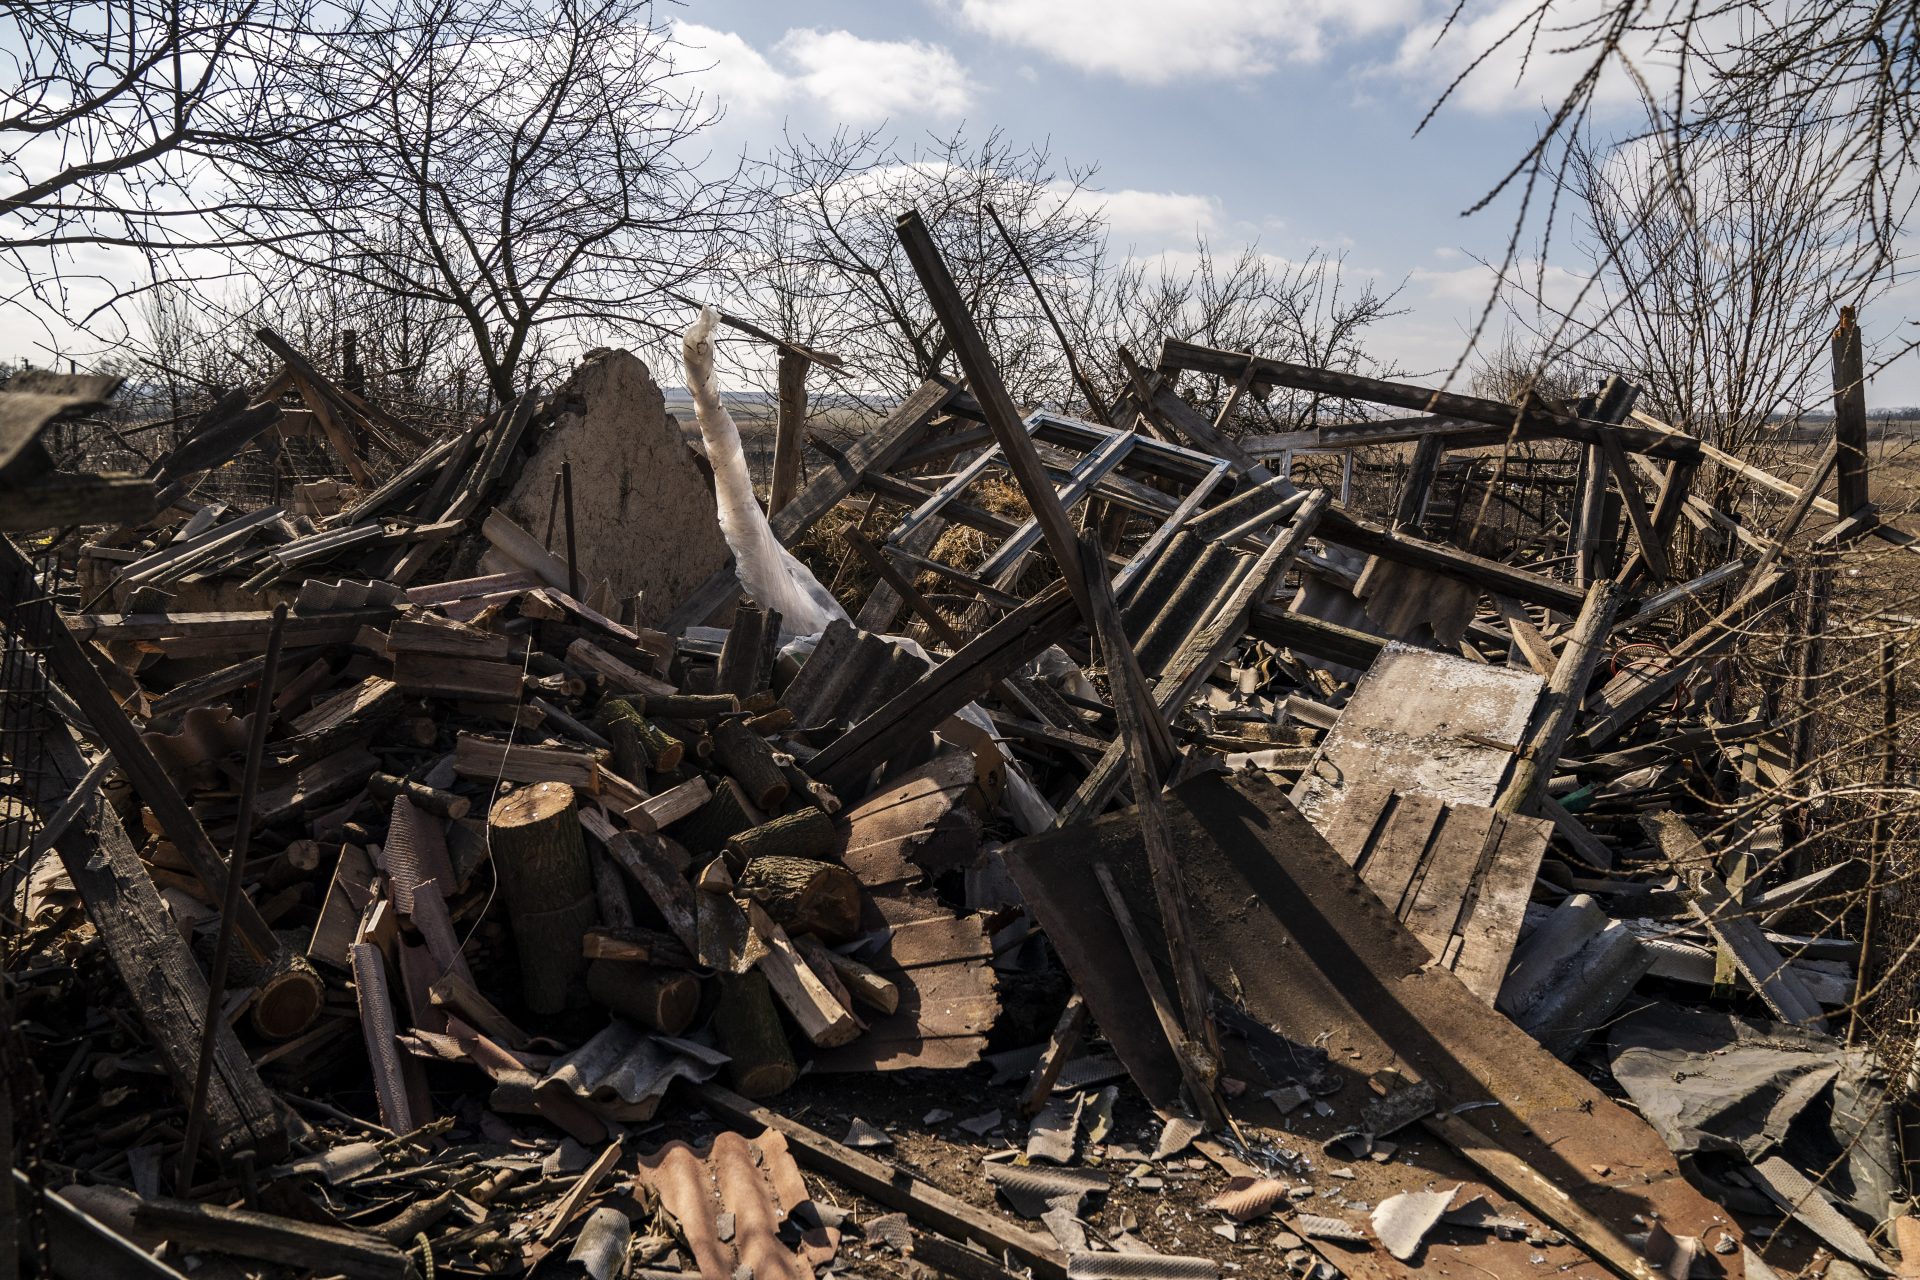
[1291,641,1541,837]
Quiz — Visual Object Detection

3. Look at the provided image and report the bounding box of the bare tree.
[1,0,380,336]
[1538,124,1873,478]
[731,127,1108,414]
[1470,333,1589,407]
[1070,240,1406,435]
[227,0,749,403]
[1432,0,1914,367]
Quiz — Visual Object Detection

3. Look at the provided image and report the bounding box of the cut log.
[638,777,711,829]
[391,651,523,702]
[600,698,685,772]
[566,636,673,697]
[814,943,897,1015]
[584,959,700,1034]
[710,971,799,1099]
[711,717,790,810]
[229,944,327,1041]
[486,782,596,1014]
[366,772,470,820]
[747,902,860,1046]
[735,856,861,942]
[598,830,699,953]
[454,733,603,788]
[643,692,740,720]
[669,776,760,854]
[723,807,836,866]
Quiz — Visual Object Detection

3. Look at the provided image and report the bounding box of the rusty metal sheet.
[1003,772,1750,1280]
[635,1129,829,1280]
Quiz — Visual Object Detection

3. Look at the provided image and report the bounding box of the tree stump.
[487,781,596,1014]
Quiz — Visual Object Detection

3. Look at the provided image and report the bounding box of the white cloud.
[671,23,971,123]
[672,22,792,116]
[1387,0,1695,115]
[1065,187,1222,244]
[777,29,971,122]
[945,0,1418,84]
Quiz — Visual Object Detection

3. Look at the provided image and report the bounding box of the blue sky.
[668,0,1920,406]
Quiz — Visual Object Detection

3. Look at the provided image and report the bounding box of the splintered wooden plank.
[1690,870,1828,1030]
[1448,810,1554,1003]
[1354,793,1445,912]
[1402,803,1497,955]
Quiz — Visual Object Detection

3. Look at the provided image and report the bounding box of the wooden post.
[769,349,809,515]
[895,209,1090,614]
[178,604,287,1193]
[1848,636,1899,1045]
[1395,435,1444,530]
[561,460,580,602]
[1497,578,1622,817]
[486,782,597,1014]
[1832,305,1870,516]
[1079,537,1224,1129]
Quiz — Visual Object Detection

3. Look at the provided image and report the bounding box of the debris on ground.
[3,217,1913,1280]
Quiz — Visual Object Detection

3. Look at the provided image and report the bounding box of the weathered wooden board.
[1317,784,1553,1003]
[1291,641,1541,838]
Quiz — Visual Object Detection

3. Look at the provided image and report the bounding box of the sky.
[664,0,1920,407]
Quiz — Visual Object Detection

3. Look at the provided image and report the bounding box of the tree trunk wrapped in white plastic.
[682,307,849,638]
[685,305,1055,833]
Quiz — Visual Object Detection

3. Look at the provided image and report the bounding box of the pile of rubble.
[1,215,1909,1280]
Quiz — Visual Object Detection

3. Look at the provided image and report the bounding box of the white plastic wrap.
[681,307,848,638]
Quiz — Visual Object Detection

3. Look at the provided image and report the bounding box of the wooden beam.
[1596,427,1668,582]
[1159,337,1698,461]
[1061,493,1326,824]
[1580,571,1791,747]
[1319,506,1588,614]
[1123,348,1276,484]
[896,210,1090,614]
[1496,579,1621,817]
[768,349,809,515]
[132,1198,408,1280]
[1393,434,1444,529]
[1643,815,1828,1030]
[1082,538,1223,1128]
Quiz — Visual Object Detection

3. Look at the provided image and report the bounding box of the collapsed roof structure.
[0,212,1910,1280]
